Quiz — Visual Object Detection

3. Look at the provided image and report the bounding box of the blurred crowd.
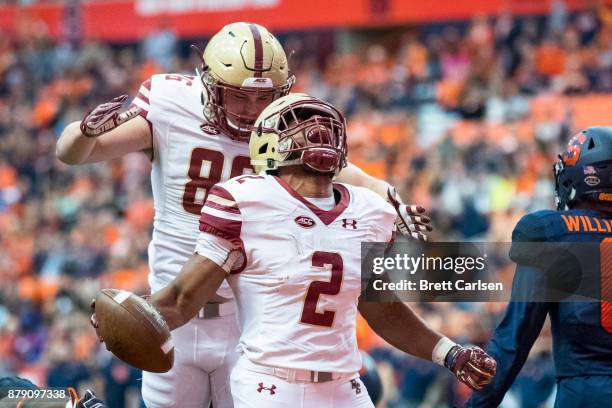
[1,2,612,407]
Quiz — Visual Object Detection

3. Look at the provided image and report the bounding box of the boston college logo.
[295,215,316,228]
[257,382,276,395]
[342,218,358,229]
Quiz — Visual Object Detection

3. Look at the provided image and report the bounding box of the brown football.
[94,288,174,373]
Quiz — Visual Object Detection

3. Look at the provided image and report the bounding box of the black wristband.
[444,345,462,370]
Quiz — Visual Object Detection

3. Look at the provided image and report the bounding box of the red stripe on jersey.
[136,91,149,104]
[129,102,149,116]
[199,223,247,274]
[128,102,152,159]
[209,186,237,203]
[200,220,244,248]
[141,78,152,91]
[128,102,150,124]
[199,213,241,238]
[248,23,263,78]
[205,200,240,214]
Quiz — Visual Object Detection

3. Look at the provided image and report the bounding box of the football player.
[57,22,430,408]
[468,127,612,407]
[141,93,496,407]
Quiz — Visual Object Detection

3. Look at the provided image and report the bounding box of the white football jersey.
[131,74,253,295]
[198,174,396,373]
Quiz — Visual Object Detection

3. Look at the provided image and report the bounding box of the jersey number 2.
[601,237,612,333]
[300,251,344,327]
[182,148,252,215]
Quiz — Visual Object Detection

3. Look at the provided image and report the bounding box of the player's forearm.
[336,162,391,199]
[56,121,97,165]
[150,254,227,330]
[358,301,441,360]
[149,283,191,330]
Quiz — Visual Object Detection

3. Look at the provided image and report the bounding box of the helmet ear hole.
[588,138,596,150]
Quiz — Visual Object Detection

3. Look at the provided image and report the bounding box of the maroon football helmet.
[250,94,347,174]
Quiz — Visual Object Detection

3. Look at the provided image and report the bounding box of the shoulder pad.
[343,184,395,213]
[218,174,269,201]
[512,210,563,243]
[510,210,576,270]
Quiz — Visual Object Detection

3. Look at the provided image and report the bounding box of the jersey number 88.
[182,147,252,215]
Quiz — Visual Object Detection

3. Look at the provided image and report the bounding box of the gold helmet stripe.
[247,23,264,77]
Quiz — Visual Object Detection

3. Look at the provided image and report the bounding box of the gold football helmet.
[249,93,347,174]
[198,22,295,141]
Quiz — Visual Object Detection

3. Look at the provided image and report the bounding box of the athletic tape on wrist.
[432,337,457,367]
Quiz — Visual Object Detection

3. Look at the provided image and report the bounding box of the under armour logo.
[257,382,276,395]
[342,218,358,229]
[351,379,362,394]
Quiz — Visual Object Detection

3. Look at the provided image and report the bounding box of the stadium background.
[0,0,611,406]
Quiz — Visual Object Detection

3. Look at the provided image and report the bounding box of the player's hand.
[387,187,432,241]
[80,95,141,138]
[90,299,104,343]
[76,389,108,408]
[90,295,151,343]
[445,345,497,390]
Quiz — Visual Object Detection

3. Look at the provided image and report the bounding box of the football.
[94,289,174,373]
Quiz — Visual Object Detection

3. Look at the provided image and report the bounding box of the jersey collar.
[273,176,350,225]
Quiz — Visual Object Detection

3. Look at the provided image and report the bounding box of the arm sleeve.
[130,78,152,120]
[198,184,247,274]
[129,78,154,156]
[467,265,549,407]
[195,232,244,274]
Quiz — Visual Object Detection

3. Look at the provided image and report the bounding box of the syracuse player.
[468,127,612,407]
[58,22,431,408]
[145,93,496,407]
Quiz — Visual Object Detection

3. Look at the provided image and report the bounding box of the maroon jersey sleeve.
[199,185,244,248]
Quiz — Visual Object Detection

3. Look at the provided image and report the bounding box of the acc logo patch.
[584,175,601,186]
[201,124,220,135]
[295,216,316,228]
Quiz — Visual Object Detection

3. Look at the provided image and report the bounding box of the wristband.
[432,336,457,367]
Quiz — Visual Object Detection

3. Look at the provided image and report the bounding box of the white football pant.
[230,356,374,408]
[142,312,240,408]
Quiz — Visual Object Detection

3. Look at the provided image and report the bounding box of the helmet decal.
[247,23,264,76]
[554,127,612,210]
[563,132,587,166]
[197,22,295,141]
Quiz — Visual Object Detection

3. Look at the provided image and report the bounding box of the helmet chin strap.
[250,157,302,171]
[197,67,217,125]
[225,117,251,133]
[253,148,339,173]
